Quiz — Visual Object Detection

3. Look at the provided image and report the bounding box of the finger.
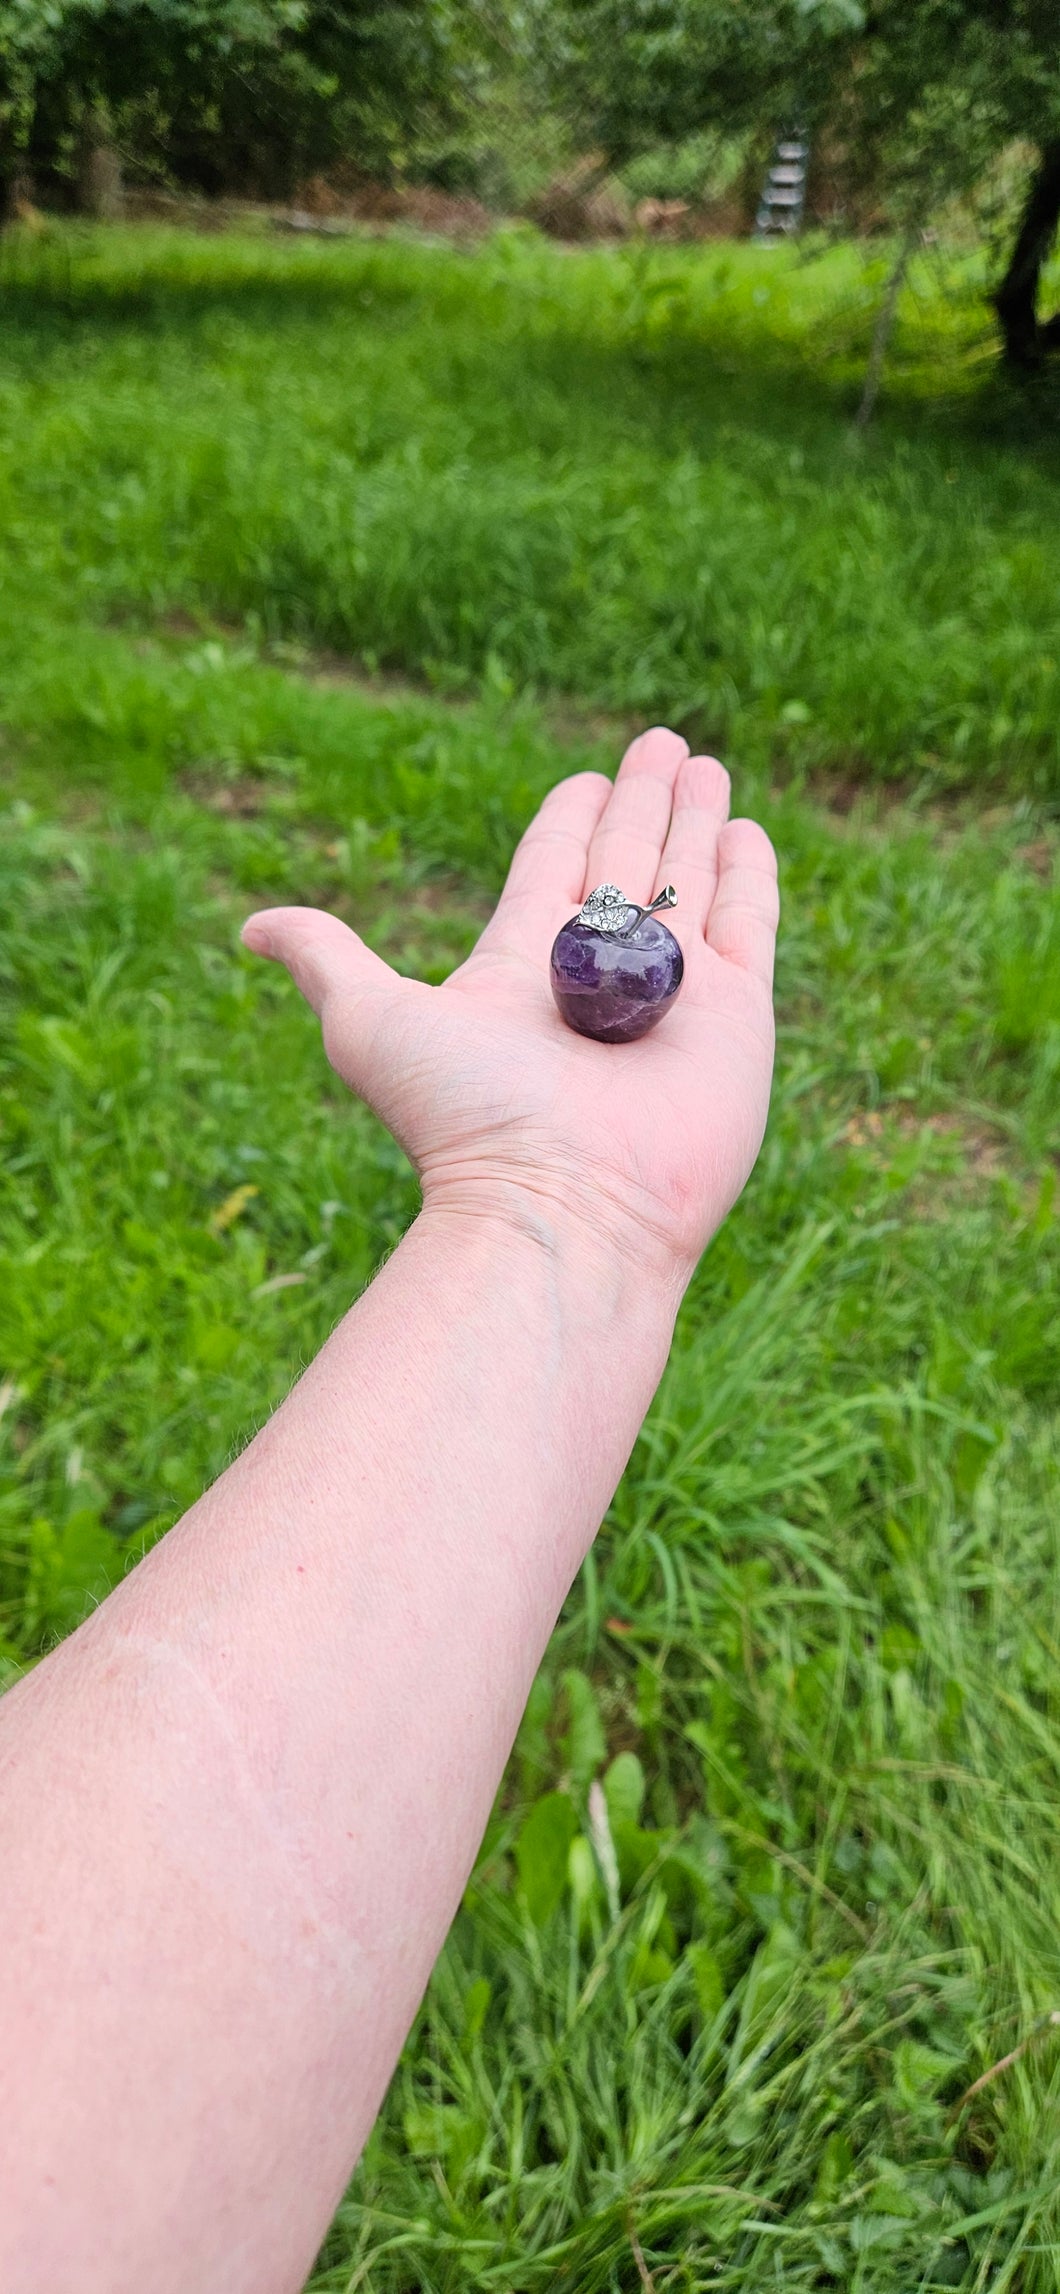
[242,906,395,1015]
[655,753,731,933]
[242,906,399,1097]
[583,726,688,907]
[705,820,780,987]
[477,771,613,964]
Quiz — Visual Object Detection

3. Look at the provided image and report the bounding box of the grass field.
[2,220,1060,792]
[1,221,1060,2290]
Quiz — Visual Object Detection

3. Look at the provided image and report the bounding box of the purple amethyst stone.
[550,900,684,1044]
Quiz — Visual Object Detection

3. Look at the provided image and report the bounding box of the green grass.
[2,220,1060,2290]
[2,220,1060,791]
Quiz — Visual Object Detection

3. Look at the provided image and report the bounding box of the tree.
[994,138,1060,366]
[0,0,462,211]
[544,0,1060,370]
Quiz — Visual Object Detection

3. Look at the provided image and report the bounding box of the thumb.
[242,905,404,1104]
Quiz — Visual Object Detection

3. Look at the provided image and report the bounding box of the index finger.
[583,727,688,908]
[475,771,613,966]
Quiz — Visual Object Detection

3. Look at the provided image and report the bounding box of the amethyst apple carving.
[549,883,684,1044]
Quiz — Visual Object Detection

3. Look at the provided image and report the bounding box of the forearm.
[0,1202,681,2294]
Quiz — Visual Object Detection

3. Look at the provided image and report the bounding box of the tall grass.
[1,223,1060,789]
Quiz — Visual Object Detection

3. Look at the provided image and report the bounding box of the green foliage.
[515,1790,579,1922]
[833,0,1060,227]
[2,224,1060,2286]
[558,1666,606,1789]
[0,0,460,199]
[619,128,748,207]
[546,0,1060,235]
[546,0,855,166]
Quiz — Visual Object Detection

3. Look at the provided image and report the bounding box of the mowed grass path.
[1,224,1060,2289]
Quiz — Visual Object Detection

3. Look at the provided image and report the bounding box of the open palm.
[242,728,779,1284]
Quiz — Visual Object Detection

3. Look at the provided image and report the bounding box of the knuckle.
[718,867,779,923]
[679,754,730,811]
[544,770,611,806]
[725,818,778,874]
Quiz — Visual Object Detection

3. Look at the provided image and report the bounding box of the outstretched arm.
[0,730,777,2294]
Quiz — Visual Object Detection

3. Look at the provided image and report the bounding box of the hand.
[241,728,778,1288]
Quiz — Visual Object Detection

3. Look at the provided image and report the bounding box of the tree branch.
[854,225,919,431]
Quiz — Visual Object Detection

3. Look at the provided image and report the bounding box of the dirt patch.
[842,1107,1010,1178]
[837,1106,1042,1222]
[525,158,630,243]
[803,768,912,818]
[123,172,747,249]
[801,768,1058,856]
[142,611,451,713]
[180,770,274,818]
[299,647,442,710]
[148,609,204,643]
[135,608,635,757]
[525,157,748,244]
[127,613,1059,857]
[281,179,493,241]
[1015,836,1057,879]
[124,181,493,243]
[803,765,977,825]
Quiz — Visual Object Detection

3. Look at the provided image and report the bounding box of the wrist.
[413,1175,691,1340]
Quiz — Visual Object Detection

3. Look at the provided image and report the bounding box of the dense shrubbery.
[0,0,468,204]
[547,0,1060,361]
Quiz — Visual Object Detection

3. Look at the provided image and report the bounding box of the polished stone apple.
[550,883,684,1044]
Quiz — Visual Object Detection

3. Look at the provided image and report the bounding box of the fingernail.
[241,920,273,957]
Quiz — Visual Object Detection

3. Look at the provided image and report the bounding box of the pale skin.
[0,727,778,2294]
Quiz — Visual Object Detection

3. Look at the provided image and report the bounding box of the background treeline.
[1,1,1059,362]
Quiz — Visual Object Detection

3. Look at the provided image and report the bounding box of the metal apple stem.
[617,884,678,939]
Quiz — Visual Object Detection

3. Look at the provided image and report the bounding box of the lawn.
[2,219,1060,792]
[1,220,1059,2290]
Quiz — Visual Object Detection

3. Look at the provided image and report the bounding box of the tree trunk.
[994,139,1060,369]
[854,225,919,430]
[78,105,124,221]
[79,142,124,220]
